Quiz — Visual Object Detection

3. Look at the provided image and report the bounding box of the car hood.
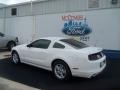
[77,47,103,55]
[12,44,27,49]
[17,44,27,47]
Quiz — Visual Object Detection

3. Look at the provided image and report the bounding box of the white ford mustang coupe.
[11,37,106,80]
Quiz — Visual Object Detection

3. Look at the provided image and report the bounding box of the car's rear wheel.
[52,60,71,81]
[8,41,16,51]
[12,51,20,64]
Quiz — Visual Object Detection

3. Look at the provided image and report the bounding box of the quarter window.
[31,39,51,49]
[53,42,65,49]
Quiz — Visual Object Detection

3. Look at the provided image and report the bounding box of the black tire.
[8,41,16,51]
[11,51,20,64]
[52,60,72,81]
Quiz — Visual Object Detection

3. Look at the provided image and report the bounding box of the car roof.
[39,37,68,41]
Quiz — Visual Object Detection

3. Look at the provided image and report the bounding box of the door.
[22,39,51,67]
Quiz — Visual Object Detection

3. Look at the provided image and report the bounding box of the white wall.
[5,8,120,50]
[5,16,33,44]
[35,8,120,50]
[0,18,4,33]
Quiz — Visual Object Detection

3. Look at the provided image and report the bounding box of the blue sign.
[62,18,92,36]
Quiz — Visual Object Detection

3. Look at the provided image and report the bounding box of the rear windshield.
[60,39,88,49]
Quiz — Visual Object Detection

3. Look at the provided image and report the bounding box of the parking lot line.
[0,51,11,59]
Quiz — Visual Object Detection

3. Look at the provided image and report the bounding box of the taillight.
[88,52,103,61]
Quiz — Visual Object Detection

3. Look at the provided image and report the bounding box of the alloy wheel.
[54,64,67,79]
[12,53,19,64]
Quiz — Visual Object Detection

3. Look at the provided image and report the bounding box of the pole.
[31,0,36,42]
[3,8,6,34]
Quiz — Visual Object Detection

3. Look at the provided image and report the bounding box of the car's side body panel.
[0,34,18,48]
[0,36,12,47]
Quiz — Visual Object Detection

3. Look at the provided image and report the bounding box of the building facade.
[0,0,120,58]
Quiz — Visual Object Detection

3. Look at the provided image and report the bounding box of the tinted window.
[53,42,65,49]
[11,8,17,16]
[31,39,51,49]
[60,39,88,49]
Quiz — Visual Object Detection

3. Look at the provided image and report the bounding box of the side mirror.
[27,44,32,48]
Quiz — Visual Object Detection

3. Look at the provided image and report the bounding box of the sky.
[0,0,35,5]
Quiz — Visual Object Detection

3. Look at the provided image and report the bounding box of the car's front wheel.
[12,51,20,64]
[52,60,71,81]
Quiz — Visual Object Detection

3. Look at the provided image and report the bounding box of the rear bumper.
[71,56,106,78]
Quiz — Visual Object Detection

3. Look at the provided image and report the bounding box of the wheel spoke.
[12,53,18,64]
[54,64,66,79]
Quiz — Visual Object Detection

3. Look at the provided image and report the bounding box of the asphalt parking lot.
[0,50,120,90]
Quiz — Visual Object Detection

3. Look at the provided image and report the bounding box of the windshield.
[60,39,89,49]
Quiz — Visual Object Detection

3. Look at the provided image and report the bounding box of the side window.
[31,39,51,49]
[0,32,4,37]
[53,42,65,49]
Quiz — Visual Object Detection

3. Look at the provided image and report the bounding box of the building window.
[88,0,100,8]
[111,0,118,5]
[11,8,17,16]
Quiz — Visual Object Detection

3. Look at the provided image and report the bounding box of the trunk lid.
[77,47,103,55]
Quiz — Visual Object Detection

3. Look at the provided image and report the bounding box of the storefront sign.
[62,15,92,36]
